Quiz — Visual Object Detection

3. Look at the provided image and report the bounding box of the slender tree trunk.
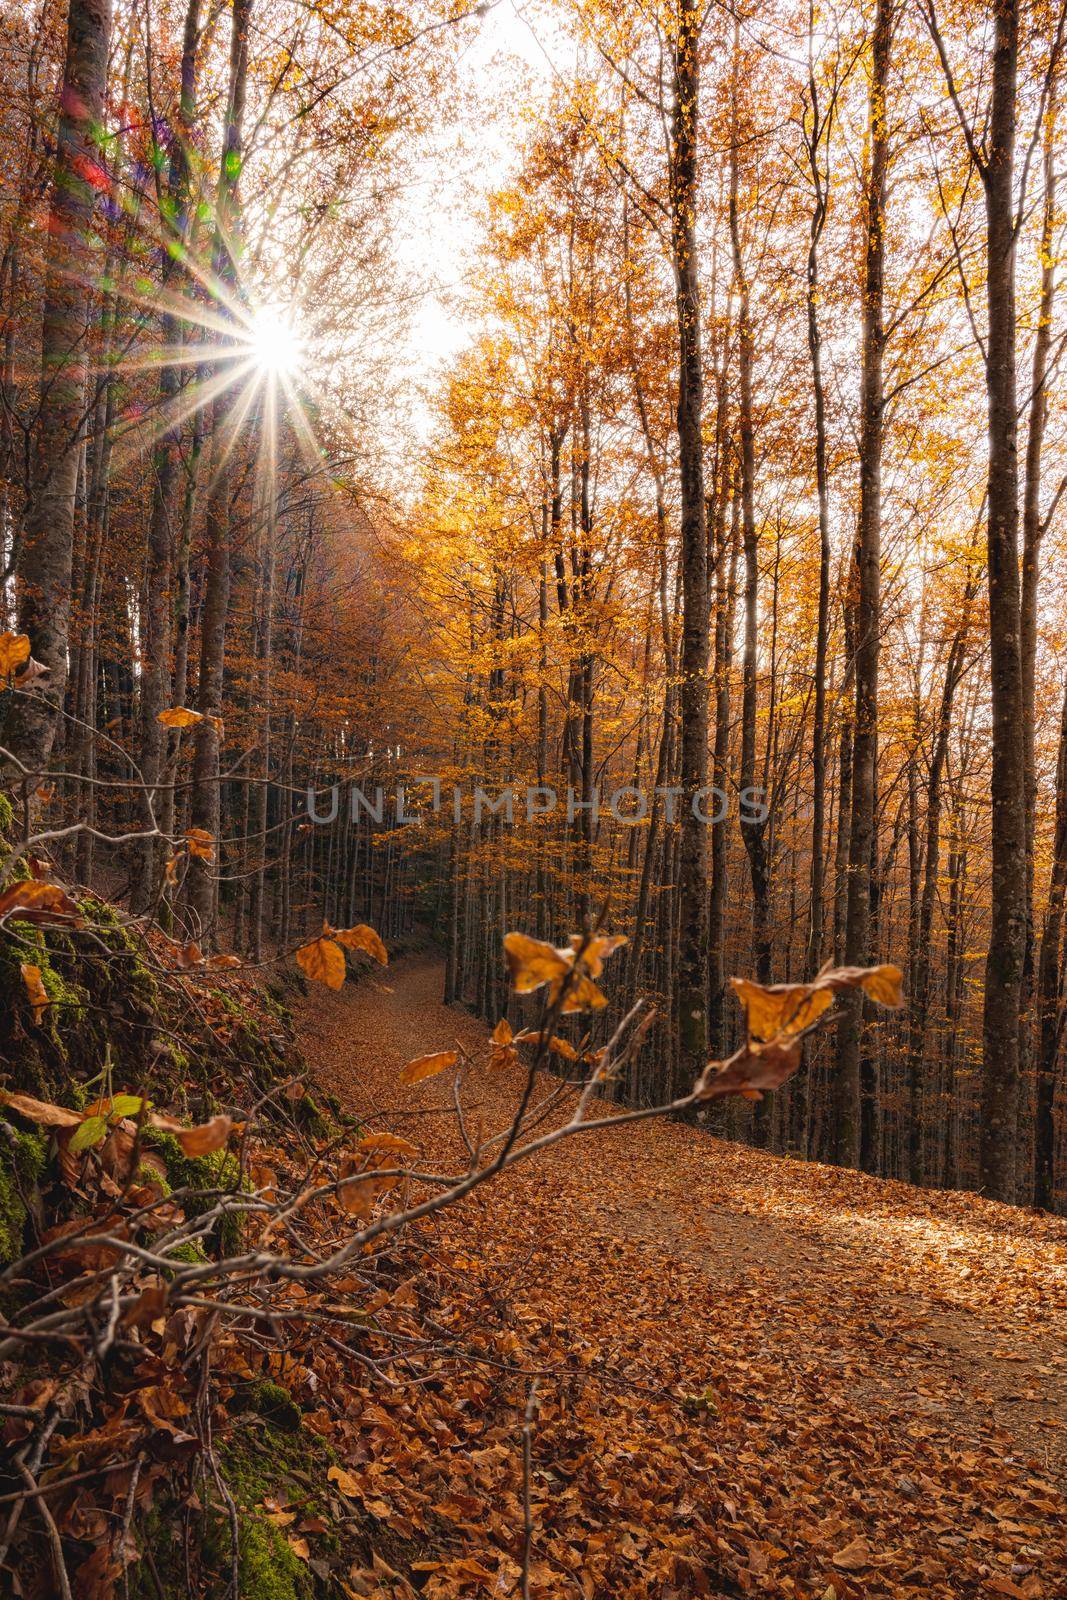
[730,40,771,1028]
[1034,675,1067,1210]
[709,484,740,1055]
[187,0,252,940]
[1019,77,1058,1195]
[906,624,968,1183]
[3,0,113,774]
[671,0,710,1087]
[979,0,1027,1202]
[135,0,201,911]
[804,68,832,977]
[833,0,892,1169]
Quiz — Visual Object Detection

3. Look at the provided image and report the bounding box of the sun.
[244,305,304,378]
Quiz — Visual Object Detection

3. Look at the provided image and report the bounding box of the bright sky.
[396,1,558,410]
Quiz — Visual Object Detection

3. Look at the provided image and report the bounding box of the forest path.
[295,953,1067,1598]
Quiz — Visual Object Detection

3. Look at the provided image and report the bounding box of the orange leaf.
[176,1114,232,1156]
[150,1112,232,1156]
[20,962,50,1026]
[157,706,202,728]
[503,931,617,1013]
[0,631,30,676]
[0,880,82,928]
[0,1088,81,1127]
[295,936,346,989]
[358,1131,417,1157]
[327,1465,361,1496]
[333,923,388,965]
[184,827,215,862]
[731,962,903,1048]
[400,1049,457,1085]
[731,977,836,1045]
[503,932,570,994]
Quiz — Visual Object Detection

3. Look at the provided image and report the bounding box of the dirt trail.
[294,953,1067,1597]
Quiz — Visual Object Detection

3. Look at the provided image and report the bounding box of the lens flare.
[245,306,303,377]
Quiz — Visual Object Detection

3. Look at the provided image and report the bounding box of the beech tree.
[2,0,113,772]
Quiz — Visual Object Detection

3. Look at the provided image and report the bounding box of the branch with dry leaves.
[0,904,902,1597]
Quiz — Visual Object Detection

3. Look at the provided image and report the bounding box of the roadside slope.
[295,954,1066,1600]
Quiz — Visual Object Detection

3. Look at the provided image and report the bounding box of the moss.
[148,1132,247,1255]
[128,1416,426,1597]
[0,923,88,1065]
[237,1513,314,1600]
[243,1379,303,1433]
[0,791,14,832]
[167,1239,208,1266]
[128,1483,316,1600]
[0,1128,46,1264]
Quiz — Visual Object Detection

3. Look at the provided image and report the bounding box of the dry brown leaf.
[296,935,346,989]
[0,879,82,927]
[20,962,49,1026]
[13,656,49,689]
[358,1131,417,1158]
[333,923,388,965]
[831,1536,871,1572]
[184,826,215,861]
[327,1465,361,1496]
[175,1115,232,1156]
[0,630,30,676]
[149,1112,232,1156]
[731,977,837,1044]
[0,1088,82,1127]
[400,1049,458,1085]
[157,706,203,727]
[336,1158,377,1216]
[503,930,622,1013]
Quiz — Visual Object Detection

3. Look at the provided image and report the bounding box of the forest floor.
[293,954,1067,1600]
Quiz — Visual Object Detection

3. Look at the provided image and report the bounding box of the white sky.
[395,1,559,413]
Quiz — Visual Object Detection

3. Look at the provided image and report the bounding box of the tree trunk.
[135,0,202,911]
[905,622,969,1183]
[3,0,113,774]
[186,0,252,940]
[805,107,832,980]
[671,0,710,1087]
[833,0,892,1170]
[730,34,771,1019]
[979,0,1027,1203]
[1034,675,1067,1210]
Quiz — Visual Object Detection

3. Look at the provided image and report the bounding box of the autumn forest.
[0,0,1065,1595]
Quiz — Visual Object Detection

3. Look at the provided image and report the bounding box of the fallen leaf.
[0,1089,82,1127]
[831,1536,871,1572]
[0,879,82,927]
[20,962,49,1025]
